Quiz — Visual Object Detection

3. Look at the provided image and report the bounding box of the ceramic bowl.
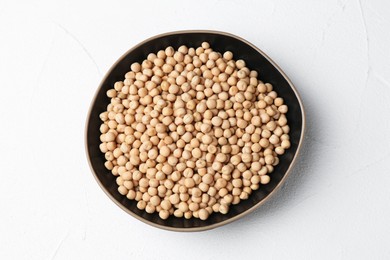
[85,30,305,231]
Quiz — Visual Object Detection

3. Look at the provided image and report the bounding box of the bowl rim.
[85,30,306,232]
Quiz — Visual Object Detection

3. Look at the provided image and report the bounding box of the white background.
[1,0,389,259]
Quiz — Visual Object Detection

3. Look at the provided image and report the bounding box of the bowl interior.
[86,31,304,231]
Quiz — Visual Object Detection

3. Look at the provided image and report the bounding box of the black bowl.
[85,30,305,231]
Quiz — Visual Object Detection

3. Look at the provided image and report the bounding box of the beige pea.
[198,209,209,220]
[265,154,275,165]
[251,161,262,172]
[239,191,249,200]
[241,153,252,163]
[281,140,291,149]
[100,143,108,153]
[282,125,290,134]
[199,182,209,192]
[178,202,189,212]
[169,194,180,205]
[145,203,155,214]
[269,135,280,145]
[137,200,147,210]
[235,59,245,69]
[162,164,173,175]
[106,89,117,98]
[149,195,161,207]
[159,210,169,219]
[278,115,288,126]
[223,51,233,60]
[278,105,288,113]
[160,200,172,210]
[218,188,228,197]
[189,203,200,214]
[172,209,182,218]
[183,114,194,124]
[184,211,193,219]
[160,146,171,157]
[281,134,290,141]
[105,132,116,142]
[274,97,284,106]
[260,175,271,184]
[118,185,128,195]
[259,138,270,148]
[202,134,213,145]
[191,148,202,159]
[126,190,136,200]
[274,126,283,137]
[219,204,229,214]
[275,146,285,155]
[202,174,214,185]
[184,178,195,188]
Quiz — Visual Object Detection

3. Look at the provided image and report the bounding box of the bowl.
[85,30,305,231]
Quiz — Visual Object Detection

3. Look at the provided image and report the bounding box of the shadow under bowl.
[85,30,305,232]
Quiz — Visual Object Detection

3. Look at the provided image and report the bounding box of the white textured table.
[1,0,389,259]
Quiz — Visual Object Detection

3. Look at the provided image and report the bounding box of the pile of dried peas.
[99,42,290,220]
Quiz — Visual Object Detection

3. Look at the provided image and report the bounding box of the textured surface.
[1,0,389,259]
